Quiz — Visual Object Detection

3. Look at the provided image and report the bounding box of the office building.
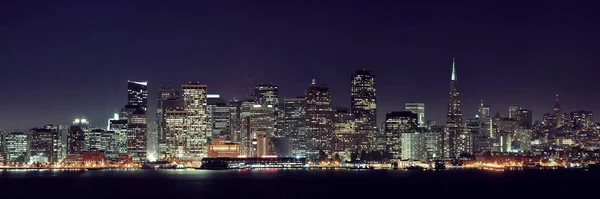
[127,80,148,111]
[571,110,593,129]
[207,138,240,158]
[68,118,89,154]
[207,94,231,139]
[164,109,187,159]
[332,107,360,154]
[109,119,128,154]
[351,70,377,149]
[249,104,276,156]
[157,87,180,155]
[281,98,307,157]
[401,132,426,160]
[384,111,418,159]
[29,126,59,164]
[405,103,425,127]
[255,83,279,107]
[445,58,467,158]
[182,83,210,160]
[508,105,522,119]
[5,132,28,163]
[305,79,333,157]
[127,108,148,161]
[515,109,533,129]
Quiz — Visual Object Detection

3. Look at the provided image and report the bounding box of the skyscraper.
[68,118,89,155]
[157,87,180,155]
[281,98,307,157]
[127,108,147,161]
[29,126,59,164]
[305,79,333,157]
[207,94,231,140]
[515,109,533,129]
[554,94,562,127]
[182,83,209,161]
[445,58,467,158]
[127,80,148,111]
[384,111,418,159]
[351,70,377,149]
[254,83,279,107]
[508,105,521,119]
[5,132,28,163]
[165,108,187,159]
[249,104,276,157]
[405,103,425,127]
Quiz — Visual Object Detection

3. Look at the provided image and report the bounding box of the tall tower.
[554,94,562,127]
[445,58,465,158]
[127,81,148,111]
[182,83,209,161]
[157,88,180,156]
[305,79,333,157]
[351,69,377,149]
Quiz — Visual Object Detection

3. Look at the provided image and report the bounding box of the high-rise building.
[571,110,593,129]
[239,99,255,156]
[305,79,333,157]
[405,103,425,127]
[332,107,359,155]
[351,70,377,149]
[5,132,28,163]
[508,105,522,119]
[249,104,276,157]
[164,108,187,159]
[109,119,128,154]
[182,83,209,161]
[68,118,89,155]
[127,108,147,161]
[554,94,562,127]
[157,87,180,155]
[127,80,148,111]
[401,132,426,160]
[515,109,533,129]
[29,127,59,164]
[445,58,468,158]
[228,99,243,146]
[86,129,115,154]
[281,98,307,157]
[207,94,231,140]
[255,83,279,107]
[384,111,418,159]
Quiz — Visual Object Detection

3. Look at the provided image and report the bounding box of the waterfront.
[1,169,598,199]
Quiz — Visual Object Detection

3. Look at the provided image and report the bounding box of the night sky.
[1,1,599,129]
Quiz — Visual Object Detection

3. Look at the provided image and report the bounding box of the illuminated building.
[513,129,532,152]
[508,105,521,119]
[401,132,425,160]
[207,138,240,158]
[164,108,187,159]
[109,119,128,154]
[255,83,279,107]
[571,110,593,129]
[82,148,105,165]
[127,80,148,111]
[351,70,377,149]
[424,129,443,159]
[281,98,307,157]
[239,99,255,156]
[29,127,59,163]
[444,58,468,158]
[228,99,242,144]
[542,113,557,128]
[468,118,489,153]
[207,94,231,139]
[249,104,276,156]
[182,83,209,160]
[332,107,362,155]
[157,87,180,155]
[68,118,89,154]
[127,107,148,161]
[516,109,533,129]
[405,103,425,127]
[85,129,116,156]
[554,94,562,127]
[384,111,418,159]
[305,79,333,157]
[5,132,28,163]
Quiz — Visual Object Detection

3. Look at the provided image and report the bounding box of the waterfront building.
[109,119,128,154]
[207,94,231,139]
[249,104,276,156]
[164,108,187,159]
[281,98,307,157]
[127,107,148,161]
[332,107,359,155]
[5,132,28,163]
[207,138,240,158]
[401,132,426,160]
[29,126,59,164]
[157,87,180,155]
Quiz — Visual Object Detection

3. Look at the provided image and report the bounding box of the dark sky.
[1,1,599,129]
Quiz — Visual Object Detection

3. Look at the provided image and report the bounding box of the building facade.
[305,79,333,158]
[351,70,377,150]
[182,83,209,161]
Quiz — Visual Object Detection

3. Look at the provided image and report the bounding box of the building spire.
[311,79,316,85]
[451,57,456,81]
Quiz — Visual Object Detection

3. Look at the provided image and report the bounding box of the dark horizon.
[1,1,599,129]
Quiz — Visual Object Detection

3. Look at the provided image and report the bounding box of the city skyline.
[1,1,599,129]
